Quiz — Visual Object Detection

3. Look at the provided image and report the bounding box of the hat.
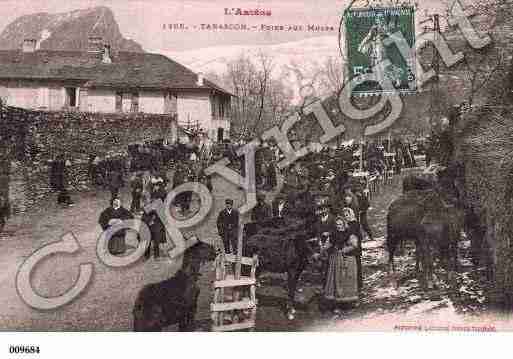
[225,199,234,205]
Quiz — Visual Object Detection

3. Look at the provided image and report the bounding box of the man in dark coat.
[216,199,239,254]
[355,186,373,241]
[98,197,133,255]
[142,210,166,259]
[0,194,10,233]
[50,155,74,207]
[130,172,144,214]
[251,193,271,224]
[108,167,124,203]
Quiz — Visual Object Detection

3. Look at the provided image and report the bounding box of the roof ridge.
[0,49,234,95]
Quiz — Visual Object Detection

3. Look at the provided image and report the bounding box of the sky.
[0,0,453,52]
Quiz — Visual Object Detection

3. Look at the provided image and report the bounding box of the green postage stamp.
[344,6,416,95]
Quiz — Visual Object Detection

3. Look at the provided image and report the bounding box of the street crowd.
[215,136,424,315]
[1,132,426,317]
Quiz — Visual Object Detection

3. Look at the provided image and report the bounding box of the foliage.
[206,53,294,140]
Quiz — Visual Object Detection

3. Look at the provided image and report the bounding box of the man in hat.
[355,184,373,242]
[251,193,271,225]
[98,197,133,255]
[216,199,240,254]
[309,200,335,275]
[130,172,144,214]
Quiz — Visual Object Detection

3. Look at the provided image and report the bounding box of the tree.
[213,53,294,140]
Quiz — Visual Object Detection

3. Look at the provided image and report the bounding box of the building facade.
[0,40,232,142]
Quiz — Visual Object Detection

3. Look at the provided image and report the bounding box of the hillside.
[0,6,144,52]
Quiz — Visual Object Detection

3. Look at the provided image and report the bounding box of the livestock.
[132,241,216,331]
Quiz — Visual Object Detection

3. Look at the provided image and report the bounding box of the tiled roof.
[0,50,233,95]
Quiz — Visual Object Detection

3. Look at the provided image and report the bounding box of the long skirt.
[108,234,126,255]
[324,250,358,303]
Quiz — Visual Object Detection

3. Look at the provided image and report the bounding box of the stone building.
[0,39,233,142]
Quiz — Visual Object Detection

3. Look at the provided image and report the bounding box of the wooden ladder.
[211,226,259,332]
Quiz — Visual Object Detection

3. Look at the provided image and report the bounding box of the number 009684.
[9,345,40,354]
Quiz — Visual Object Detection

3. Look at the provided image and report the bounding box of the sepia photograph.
[0,0,512,354]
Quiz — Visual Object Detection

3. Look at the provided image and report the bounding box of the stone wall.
[0,107,177,212]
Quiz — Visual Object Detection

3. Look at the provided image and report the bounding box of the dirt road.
[0,170,493,331]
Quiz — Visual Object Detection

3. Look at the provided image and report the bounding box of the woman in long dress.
[323,214,360,314]
[342,206,363,292]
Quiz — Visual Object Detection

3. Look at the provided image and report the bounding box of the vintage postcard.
[0,0,512,346]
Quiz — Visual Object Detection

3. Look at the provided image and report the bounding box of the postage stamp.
[343,6,417,95]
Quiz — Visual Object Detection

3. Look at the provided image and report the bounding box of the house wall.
[176,90,231,141]
[0,82,231,140]
[210,93,231,140]
[176,91,211,130]
[0,80,47,109]
[87,88,117,112]
[0,80,82,111]
[140,90,165,114]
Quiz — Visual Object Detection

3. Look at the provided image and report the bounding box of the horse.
[386,188,462,289]
[132,240,216,331]
[243,192,317,320]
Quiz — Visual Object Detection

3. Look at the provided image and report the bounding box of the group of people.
[214,144,375,315]
[96,150,215,260]
[308,178,372,312]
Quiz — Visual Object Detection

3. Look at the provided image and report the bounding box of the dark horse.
[386,186,463,289]
[132,239,216,331]
[243,193,317,320]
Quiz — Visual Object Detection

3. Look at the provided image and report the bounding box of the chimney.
[197,72,204,86]
[102,44,112,64]
[88,36,102,53]
[22,39,37,53]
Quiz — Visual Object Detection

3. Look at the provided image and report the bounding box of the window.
[115,91,139,112]
[219,98,225,118]
[165,92,177,114]
[217,127,224,142]
[130,92,139,113]
[65,87,77,107]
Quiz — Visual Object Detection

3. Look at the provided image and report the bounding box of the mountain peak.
[0,6,144,52]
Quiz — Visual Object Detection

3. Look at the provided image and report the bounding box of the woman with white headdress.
[323,211,360,314]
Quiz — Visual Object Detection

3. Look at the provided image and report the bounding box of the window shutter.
[212,96,217,120]
[164,92,170,113]
[131,92,139,112]
[64,88,70,107]
[115,92,122,112]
